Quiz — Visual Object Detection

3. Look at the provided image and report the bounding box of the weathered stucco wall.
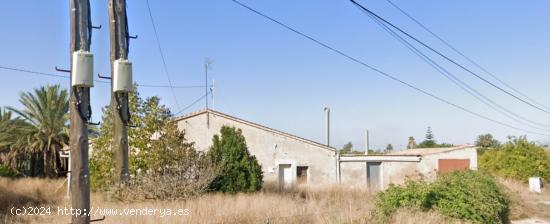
[381,161,421,188]
[418,147,478,181]
[339,162,366,186]
[337,146,478,189]
[176,111,338,186]
[337,160,420,190]
[175,111,477,189]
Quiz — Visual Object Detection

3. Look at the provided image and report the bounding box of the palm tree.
[8,85,69,177]
[0,107,34,175]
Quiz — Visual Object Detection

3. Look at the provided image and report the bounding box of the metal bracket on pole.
[90,24,102,30]
[55,66,71,73]
[127,34,138,39]
[97,73,112,79]
[90,216,106,222]
[87,121,101,126]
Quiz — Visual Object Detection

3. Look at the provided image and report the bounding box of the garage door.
[438,159,470,173]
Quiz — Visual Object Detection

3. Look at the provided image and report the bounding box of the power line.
[365,11,550,131]
[383,0,550,112]
[349,0,550,116]
[145,0,182,111]
[173,90,211,116]
[0,65,206,89]
[229,0,550,136]
[0,65,68,79]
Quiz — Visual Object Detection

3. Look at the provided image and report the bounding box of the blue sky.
[1,0,550,150]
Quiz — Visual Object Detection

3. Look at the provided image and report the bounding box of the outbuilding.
[175,109,477,189]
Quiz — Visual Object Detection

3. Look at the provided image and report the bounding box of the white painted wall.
[338,147,478,189]
[176,111,338,186]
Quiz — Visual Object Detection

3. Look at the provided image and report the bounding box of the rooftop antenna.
[211,79,215,110]
[205,58,213,128]
[204,58,214,110]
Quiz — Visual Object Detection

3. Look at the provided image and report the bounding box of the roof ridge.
[174,109,336,152]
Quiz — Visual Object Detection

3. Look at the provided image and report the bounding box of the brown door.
[438,159,470,173]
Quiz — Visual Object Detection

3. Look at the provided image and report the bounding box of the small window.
[296,166,308,184]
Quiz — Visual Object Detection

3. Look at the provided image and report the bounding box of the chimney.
[324,107,330,146]
[365,130,369,155]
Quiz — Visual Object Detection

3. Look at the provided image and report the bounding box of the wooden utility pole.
[69,0,92,223]
[109,0,131,184]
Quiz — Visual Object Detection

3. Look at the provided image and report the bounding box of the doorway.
[278,164,292,188]
[367,162,382,191]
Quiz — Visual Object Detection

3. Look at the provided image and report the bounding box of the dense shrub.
[207,126,263,193]
[0,164,14,177]
[374,179,434,217]
[374,171,509,223]
[431,171,509,223]
[90,90,172,190]
[479,136,550,183]
[108,121,218,200]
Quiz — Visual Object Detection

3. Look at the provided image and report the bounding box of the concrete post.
[324,107,330,147]
[365,130,369,155]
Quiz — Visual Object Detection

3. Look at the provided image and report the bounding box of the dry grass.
[388,208,468,224]
[498,178,550,221]
[0,177,65,223]
[1,179,374,224]
[3,177,549,223]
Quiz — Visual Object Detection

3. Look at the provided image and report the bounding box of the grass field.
[0,177,548,223]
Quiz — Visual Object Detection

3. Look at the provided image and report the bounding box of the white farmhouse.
[175,109,477,190]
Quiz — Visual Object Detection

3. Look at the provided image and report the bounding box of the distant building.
[339,146,477,189]
[175,109,477,190]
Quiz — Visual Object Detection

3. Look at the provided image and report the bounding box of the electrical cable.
[145,0,182,111]
[364,9,550,131]
[230,0,550,136]
[173,90,211,116]
[349,0,550,116]
[383,0,550,111]
[0,66,206,89]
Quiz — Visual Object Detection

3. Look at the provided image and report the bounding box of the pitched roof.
[173,109,336,152]
[386,145,475,156]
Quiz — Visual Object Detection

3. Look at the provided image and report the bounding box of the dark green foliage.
[339,142,364,154]
[407,136,416,149]
[207,126,263,193]
[1,85,69,177]
[90,87,173,190]
[374,180,434,218]
[479,136,550,183]
[475,134,500,149]
[385,144,394,152]
[374,171,509,223]
[0,164,15,177]
[417,127,453,148]
[367,149,384,155]
[340,142,353,154]
[417,126,436,148]
[109,121,218,200]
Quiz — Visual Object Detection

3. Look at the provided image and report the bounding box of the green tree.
[90,87,172,189]
[110,121,218,200]
[7,85,69,177]
[417,127,437,148]
[207,126,263,193]
[475,134,500,149]
[0,107,34,175]
[385,144,394,152]
[479,136,550,182]
[407,136,416,149]
[340,142,353,154]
